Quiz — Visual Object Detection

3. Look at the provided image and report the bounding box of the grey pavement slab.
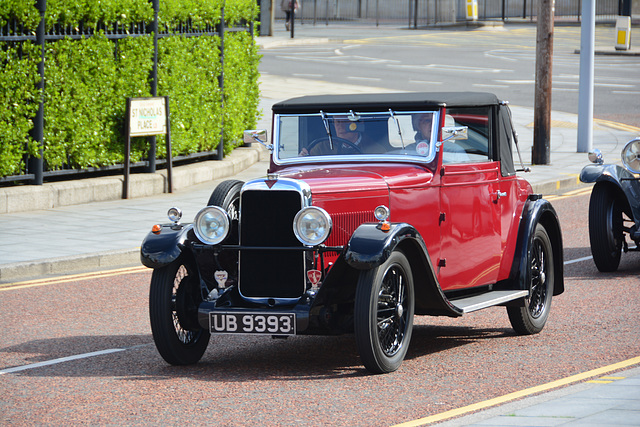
[431,367,640,426]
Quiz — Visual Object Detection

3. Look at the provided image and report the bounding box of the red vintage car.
[141,92,564,374]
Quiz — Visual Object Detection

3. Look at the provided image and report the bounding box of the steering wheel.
[305,136,363,155]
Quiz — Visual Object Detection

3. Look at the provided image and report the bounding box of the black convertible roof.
[272,92,502,114]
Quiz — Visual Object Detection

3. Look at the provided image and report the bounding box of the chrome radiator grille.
[239,189,305,300]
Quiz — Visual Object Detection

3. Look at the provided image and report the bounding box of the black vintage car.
[141,92,564,374]
[580,137,640,272]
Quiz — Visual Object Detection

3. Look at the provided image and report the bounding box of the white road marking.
[409,80,443,85]
[472,83,509,88]
[347,76,382,82]
[0,348,127,375]
[292,73,324,78]
[564,255,593,265]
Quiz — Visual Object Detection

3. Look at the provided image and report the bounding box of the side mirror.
[442,126,468,141]
[243,129,272,151]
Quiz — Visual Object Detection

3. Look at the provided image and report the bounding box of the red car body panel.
[276,159,531,291]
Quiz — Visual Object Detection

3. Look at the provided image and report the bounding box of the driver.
[300,116,386,156]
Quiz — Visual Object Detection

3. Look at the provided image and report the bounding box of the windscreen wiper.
[389,109,405,148]
[320,110,333,150]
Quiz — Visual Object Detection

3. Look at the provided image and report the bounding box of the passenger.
[412,113,469,162]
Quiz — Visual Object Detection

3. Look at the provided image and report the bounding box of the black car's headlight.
[194,206,230,245]
[293,206,332,246]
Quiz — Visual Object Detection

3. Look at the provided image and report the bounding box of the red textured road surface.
[1,191,639,426]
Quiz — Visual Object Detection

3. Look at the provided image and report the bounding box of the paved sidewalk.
[0,23,639,427]
[428,365,640,426]
[1,72,637,281]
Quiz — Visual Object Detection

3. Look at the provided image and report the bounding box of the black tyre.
[149,257,210,365]
[588,185,624,272]
[208,180,243,245]
[207,179,243,221]
[508,224,554,335]
[354,250,414,374]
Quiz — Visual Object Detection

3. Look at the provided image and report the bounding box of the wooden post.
[532,0,555,165]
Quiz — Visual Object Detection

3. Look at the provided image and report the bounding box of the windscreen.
[274,111,439,163]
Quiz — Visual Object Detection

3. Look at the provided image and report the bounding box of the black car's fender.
[344,222,423,270]
[140,224,192,268]
[343,222,462,317]
[580,163,640,223]
[506,197,564,295]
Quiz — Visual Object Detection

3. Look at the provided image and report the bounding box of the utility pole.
[532,0,555,165]
[577,0,595,153]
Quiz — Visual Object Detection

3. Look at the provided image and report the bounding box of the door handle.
[495,191,507,200]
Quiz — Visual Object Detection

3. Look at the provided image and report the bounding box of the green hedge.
[0,43,40,177]
[0,0,260,177]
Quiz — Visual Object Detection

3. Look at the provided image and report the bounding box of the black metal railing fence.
[0,1,253,185]
[281,0,630,26]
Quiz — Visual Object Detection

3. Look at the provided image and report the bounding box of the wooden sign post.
[124,96,172,199]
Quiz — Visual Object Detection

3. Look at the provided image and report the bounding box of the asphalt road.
[1,190,639,426]
[260,25,640,128]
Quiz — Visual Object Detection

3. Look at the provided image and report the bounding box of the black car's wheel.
[588,185,624,272]
[306,136,362,155]
[208,179,243,220]
[149,257,210,365]
[208,180,243,244]
[508,224,554,335]
[354,250,414,374]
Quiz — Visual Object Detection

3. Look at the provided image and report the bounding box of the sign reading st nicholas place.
[129,97,167,137]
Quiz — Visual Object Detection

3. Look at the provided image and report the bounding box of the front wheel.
[354,250,414,374]
[588,185,624,272]
[508,224,554,335]
[149,257,210,365]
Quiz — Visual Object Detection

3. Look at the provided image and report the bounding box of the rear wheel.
[354,250,414,374]
[588,185,624,272]
[149,257,210,365]
[508,224,554,335]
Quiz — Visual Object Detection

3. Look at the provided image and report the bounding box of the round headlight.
[193,206,230,245]
[621,138,640,174]
[293,206,332,247]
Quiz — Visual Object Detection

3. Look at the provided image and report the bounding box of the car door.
[437,106,502,291]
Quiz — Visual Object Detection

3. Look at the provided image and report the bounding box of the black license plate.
[209,312,296,335]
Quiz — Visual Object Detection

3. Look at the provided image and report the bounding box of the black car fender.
[344,222,423,270]
[140,224,193,269]
[343,222,463,317]
[580,163,640,223]
[506,197,564,296]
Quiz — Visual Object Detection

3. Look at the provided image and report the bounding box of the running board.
[451,290,529,313]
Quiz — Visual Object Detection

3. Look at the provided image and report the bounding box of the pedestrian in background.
[281,0,300,31]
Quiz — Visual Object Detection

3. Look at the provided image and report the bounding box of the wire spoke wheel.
[355,250,414,374]
[528,237,547,319]
[508,224,554,335]
[149,257,210,365]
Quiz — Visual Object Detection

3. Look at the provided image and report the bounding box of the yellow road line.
[546,186,592,201]
[594,119,640,134]
[391,356,640,427]
[0,265,149,291]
